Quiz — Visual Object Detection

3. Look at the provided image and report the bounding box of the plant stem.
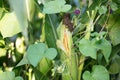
[78,55,85,80]
[28,68,32,80]
[78,16,92,80]
[100,6,110,32]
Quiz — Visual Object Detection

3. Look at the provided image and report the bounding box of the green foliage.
[79,38,97,59]
[0,8,4,20]
[0,71,23,80]
[33,67,50,80]
[44,48,57,59]
[109,55,120,74]
[38,58,52,75]
[27,43,46,67]
[79,34,111,62]
[15,77,24,80]
[98,6,107,15]
[107,14,120,45]
[43,0,71,14]
[44,15,58,48]
[0,12,21,38]
[0,71,15,80]
[0,0,120,80]
[94,38,111,62]
[83,65,109,80]
[17,43,57,67]
[8,0,28,30]
[110,2,118,11]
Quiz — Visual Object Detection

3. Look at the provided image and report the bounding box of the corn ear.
[57,22,78,80]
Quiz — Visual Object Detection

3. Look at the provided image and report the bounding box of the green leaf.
[17,43,57,67]
[8,0,28,37]
[109,55,120,74]
[15,76,24,80]
[0,12,21,38]
[0,8,4,20]
[16,54,30,67]
[38,58,52,75]
[79,37,111,62]
[37,0,52,4]
[44,48,57,59]
[43,0,71,14]
[79,38,97,59]
[0,48,6,57]
[110,2,118,11]
[94,38,111,62]
[83,71,92,80]
[92,65,109,80]
[33,68,50,80]
[98,6,107,15]
[83,65,109,80]
[0,71,15,80]
[25,0,35,21]
[60,5,72,12]
[27,43,46,67]
[107,14,120,45]
[8,0,28,27]
[109,62,120,74]
[44,15,58,48]
[110,44,120,60]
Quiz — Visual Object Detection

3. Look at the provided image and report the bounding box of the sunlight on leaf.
[0,12,21,38]
[0,48,6,57]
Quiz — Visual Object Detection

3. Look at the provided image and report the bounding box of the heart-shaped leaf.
[27,43,46,67]
[79,38,97,59]
[83,65,109,80]
[79,38,111,62]
[17,43,57,67]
